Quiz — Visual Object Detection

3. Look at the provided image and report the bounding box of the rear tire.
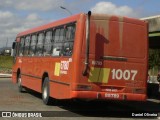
[42,77,52,105]
[17,74,24,92]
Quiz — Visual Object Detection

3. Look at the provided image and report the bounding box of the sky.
[0,0,159,48]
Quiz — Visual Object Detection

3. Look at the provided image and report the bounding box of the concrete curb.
[0,76,12,78]
[0,74,12,78]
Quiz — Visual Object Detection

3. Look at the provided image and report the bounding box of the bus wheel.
[17,74,24,92]
[42,77,52,105]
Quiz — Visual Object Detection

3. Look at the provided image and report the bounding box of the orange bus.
[12,11,148,105]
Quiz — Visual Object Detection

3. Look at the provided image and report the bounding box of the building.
[141,15,160,48]
[141,16,160,83]
[0,47,11,55]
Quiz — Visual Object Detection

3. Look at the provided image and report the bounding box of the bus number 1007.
[111,69,138,81]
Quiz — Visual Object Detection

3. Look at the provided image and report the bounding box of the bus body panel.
[71,91,146,101]
[49,57,72,99]
[77,15,148,101]
[12,13,86,99]
[12,57,22,83]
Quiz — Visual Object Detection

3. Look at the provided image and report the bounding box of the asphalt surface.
[0,78,160,120]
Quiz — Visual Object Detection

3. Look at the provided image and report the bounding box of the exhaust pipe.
[83,11,91,76]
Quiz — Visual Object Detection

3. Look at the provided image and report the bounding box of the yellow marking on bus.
[99,68,110,83]
[88,67,100,82]
[54,62,60,76]
[88,67,111,83]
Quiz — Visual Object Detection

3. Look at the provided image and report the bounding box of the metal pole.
[60,6,72,15]
[6,38,8,48]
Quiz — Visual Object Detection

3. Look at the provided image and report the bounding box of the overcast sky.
[0,0,159,48]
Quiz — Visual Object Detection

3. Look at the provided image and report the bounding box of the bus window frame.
[16,42,20,56]
[24,35,31,56]
[19,37,25,56]
[35,32,45,57]
[14,37,20,56]
[43,29,53,56]
[17,21,76,58]
[51,26,65,57]
[30,34,38,57]
[62,23,76,57]
[51,22,76,58]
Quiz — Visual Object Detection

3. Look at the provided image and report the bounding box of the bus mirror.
[12,42,16,49]
[11,42,16,57]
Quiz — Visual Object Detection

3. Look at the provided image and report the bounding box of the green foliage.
[149,49,160,69]
[0,55,13,73]
[149,49,160,76]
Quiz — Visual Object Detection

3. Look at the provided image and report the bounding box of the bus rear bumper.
[71,91,147,101]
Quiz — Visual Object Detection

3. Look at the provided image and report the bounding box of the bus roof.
[17,13,85,37]
[17,13,146,38]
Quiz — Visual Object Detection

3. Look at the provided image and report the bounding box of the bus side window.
[30,35,37,56]
[19,37,25,56]
[52,28,64,56]
[24,36,30,56]
[44,31,52,56]
[36,33,44,56]
[63,24,76,56]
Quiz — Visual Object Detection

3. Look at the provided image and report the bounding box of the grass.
[0,55,13,73]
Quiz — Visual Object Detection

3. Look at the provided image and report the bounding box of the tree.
[149,49,160,75]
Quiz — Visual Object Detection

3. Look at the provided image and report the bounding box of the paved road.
[0,78,160,120]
